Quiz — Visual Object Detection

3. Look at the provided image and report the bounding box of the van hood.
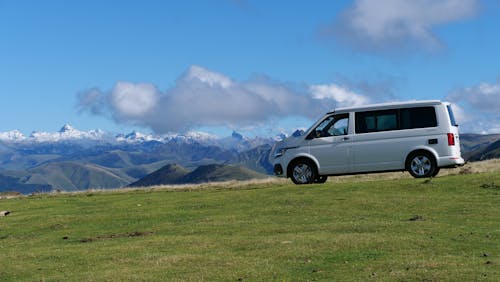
[278,135,304,148]
[269,135,305,162]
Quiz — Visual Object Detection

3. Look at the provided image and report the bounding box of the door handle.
[342,137,350,141]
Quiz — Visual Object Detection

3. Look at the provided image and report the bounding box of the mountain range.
[0,125,498,193]
[0,125,276,193]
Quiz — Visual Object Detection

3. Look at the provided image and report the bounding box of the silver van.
[273,100,465,184]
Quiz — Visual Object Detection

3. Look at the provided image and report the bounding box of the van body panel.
[350,129,440,172]
[307,135,352,174]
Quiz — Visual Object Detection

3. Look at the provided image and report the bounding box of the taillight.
[447,133,455,146]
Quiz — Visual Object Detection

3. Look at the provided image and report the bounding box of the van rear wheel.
[431,167,440,177]
[290,159,317,185]
[406,152,437,178]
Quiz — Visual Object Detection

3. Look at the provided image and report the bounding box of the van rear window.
[355,106,437,134]
[400,107,437,129]
[447,105,458,126]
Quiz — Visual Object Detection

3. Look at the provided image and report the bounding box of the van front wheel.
[290,159,317,185]
[406,152,437,178]
[315,175,328,183]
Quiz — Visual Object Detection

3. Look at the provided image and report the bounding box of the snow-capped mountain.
[28,124,107,143]
[115,131,164,143]
[115,130,220,145]
[274,131,289,142]
[0,130,26,142]
[0,124,277,152]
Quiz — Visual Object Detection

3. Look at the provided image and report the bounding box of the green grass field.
[1,171,499,281]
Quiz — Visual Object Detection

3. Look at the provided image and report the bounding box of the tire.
[431,167,440,177]
[314,175,328,183]
[289,159,317,185]
[406,151,437,178]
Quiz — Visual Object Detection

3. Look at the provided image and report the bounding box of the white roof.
[330,100,443,114]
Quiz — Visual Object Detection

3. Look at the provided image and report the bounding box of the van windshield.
[447,105,458,126]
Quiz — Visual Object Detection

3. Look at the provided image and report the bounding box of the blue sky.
[0,0,499,136]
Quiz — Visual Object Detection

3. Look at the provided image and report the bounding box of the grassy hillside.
[0,170,499,281]
[26,162,134,191]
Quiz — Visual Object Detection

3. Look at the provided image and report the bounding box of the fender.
[285,152,321,178]
[403,145,439,165]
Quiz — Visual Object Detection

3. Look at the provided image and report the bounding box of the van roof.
[328,100,443,114]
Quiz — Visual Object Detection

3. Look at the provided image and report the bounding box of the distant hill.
[460,133,500,160]
[181,164,267,184]
[130,163,267,187]
[129,164,190,187]
[0,174,51,194]
[25,162,135,192]
[467,139,500,161]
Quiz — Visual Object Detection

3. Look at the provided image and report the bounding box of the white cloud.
[446,79,500,133]
[323,0,479,53]
[448,102,470,124]
[184,65,233,88]
[77,65,375,133]
[310,84,371,107]
[454,82,500,113]
[78,66,499,135]
[154,67,327,132]
[76,88,106,115]
[110,82,159,118]
[447,80,500,114]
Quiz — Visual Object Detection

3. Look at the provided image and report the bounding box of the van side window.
[312,114,349,138]
[355,110,398,133]
[356,107,437,133]
[401,107,437,129]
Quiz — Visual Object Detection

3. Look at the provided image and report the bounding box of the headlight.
[274,146,298,158]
